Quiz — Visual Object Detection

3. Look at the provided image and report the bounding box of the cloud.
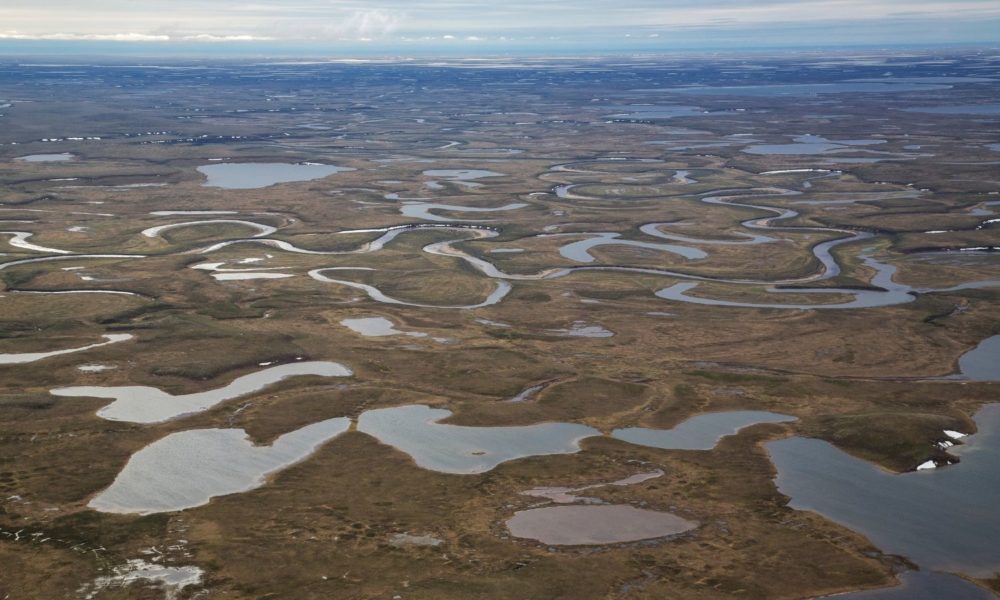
[179,34,274,42]
[0,31,169,42]
[0,0,998,47]
[0,30,274,43]
[343,9,401,38]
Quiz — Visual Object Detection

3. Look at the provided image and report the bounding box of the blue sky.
[1,0,999,54]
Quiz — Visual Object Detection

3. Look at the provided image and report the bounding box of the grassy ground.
[1,56,999,599]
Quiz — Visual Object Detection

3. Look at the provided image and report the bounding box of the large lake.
[613,411,796,450]
[767,403,1000,577]
[198,162,352,189]
[959,335,1000,381]
[644,82,952,97]
[90,418,351,514]
[903,103,1000,116]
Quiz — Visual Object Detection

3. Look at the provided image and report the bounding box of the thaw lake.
[340,316,450,342]
[958,335,1000,381]
[766,404,1000,577]
[903,103,1000,116]
[655,82,952,96]
[506,505,696,545]
[15,153,75,162]
[545,321,614,338]
[197,162,353,189]
[603,105,707,120]
[613,411,796,450]
[357,405,599,474]
[89,418,350,514]
[422,169,503,181]
[51,361,352,423]
[399,201,526,222]
[745,135,885,156]
[829,571,997,600]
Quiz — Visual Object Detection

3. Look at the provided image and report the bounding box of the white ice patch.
[77,364,116,373]
[79,559,203,600]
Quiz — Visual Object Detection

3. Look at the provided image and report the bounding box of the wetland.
[0,51,998,599]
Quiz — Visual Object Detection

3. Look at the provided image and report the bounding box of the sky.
[1,0,999,55]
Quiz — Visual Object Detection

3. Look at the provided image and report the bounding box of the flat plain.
[0,52,998,599]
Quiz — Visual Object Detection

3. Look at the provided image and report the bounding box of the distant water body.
[641,82,952,97]
[15,153,75,162]
[903,103,1000,116]
[197,162,352,189]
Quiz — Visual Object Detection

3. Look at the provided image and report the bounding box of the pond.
[357,405,599,474]
[197,162,352,189]
[613,411,796,450]
[340,316,451,343]
[506,505,696,545]
[745,134,885,156]
[51,361,352,423]
[399,201,526,222]
[15,153,75,162]
[89,417,350,514]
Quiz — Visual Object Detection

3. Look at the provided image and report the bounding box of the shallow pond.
[15,153,75,162]
[522,470,664,503]
[602,105,707,120]
[399,201,526,222]
[745,134,885,156]
[197,162,352,189]
[90,417,350,514]
[545,321,614,338]
[421,169,503,181]
[613,411,796,450]
[506,505,696,545]
[357,405,599,474]
[341,316,415,337]
[51,361,352,423]
[340,316,450,342]
[212,272,294,281]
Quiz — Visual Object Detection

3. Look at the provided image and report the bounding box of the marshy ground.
[0,52,998,599]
